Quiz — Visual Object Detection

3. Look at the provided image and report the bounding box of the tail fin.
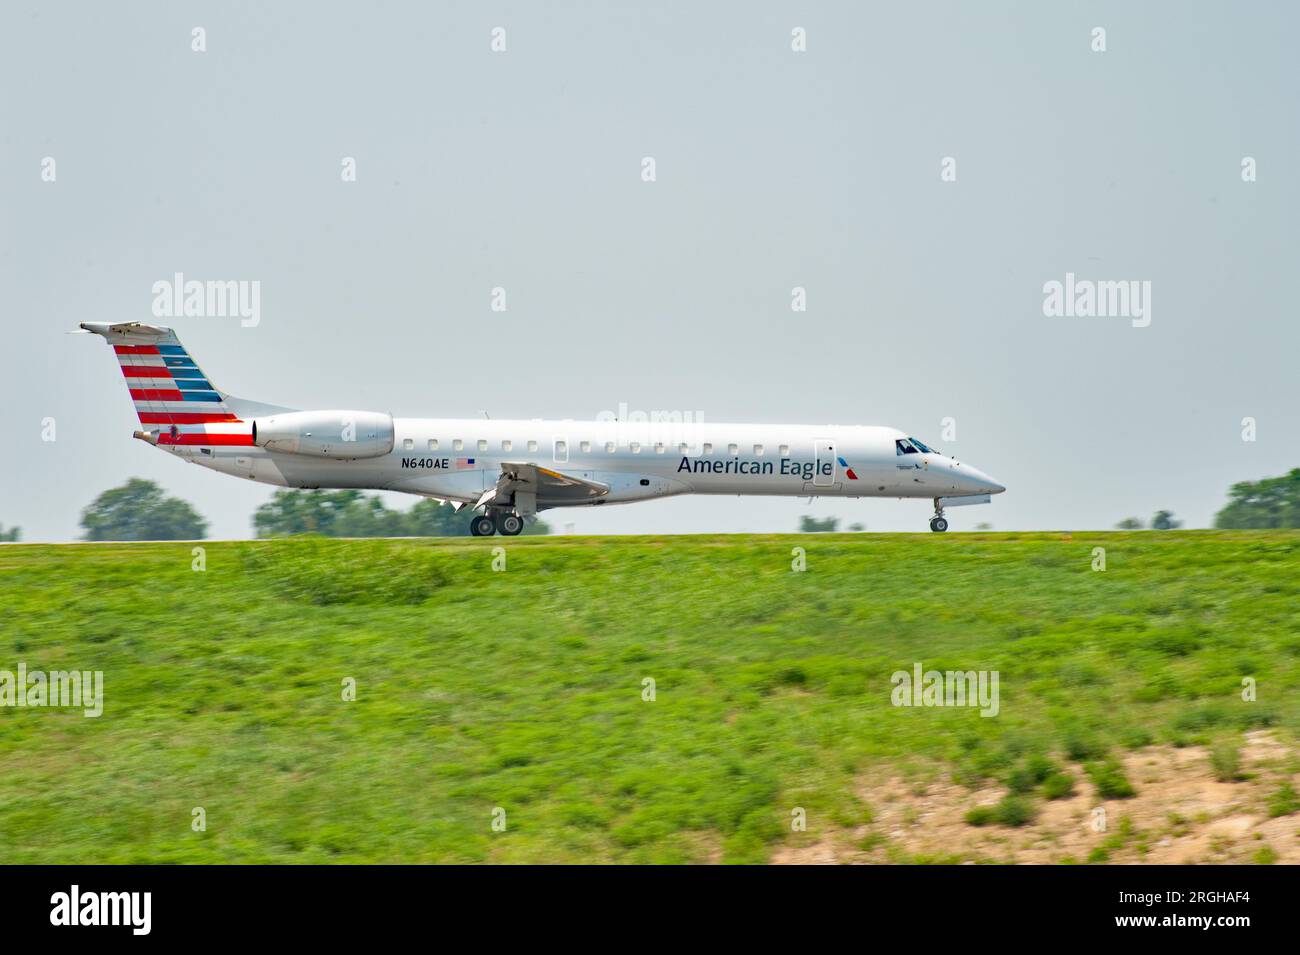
[79,322,265,448]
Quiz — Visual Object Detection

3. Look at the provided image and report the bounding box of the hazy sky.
[3,1,1297,540]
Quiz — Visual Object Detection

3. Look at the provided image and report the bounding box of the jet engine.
[251,410,395,459]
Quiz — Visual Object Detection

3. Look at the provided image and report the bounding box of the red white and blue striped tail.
[79,322,254,448]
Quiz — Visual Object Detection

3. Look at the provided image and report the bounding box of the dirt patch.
[772,731,1300,864]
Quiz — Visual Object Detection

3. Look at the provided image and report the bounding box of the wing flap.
[493,462,609,501]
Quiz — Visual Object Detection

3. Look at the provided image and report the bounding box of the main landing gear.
[469,510,525,537]
[929,498,949,533]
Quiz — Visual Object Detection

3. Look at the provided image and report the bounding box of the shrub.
[1063,730,1106,762]
[964,805,996,827]
[965,794,1036,828]
[1026,753,1057,782]
[1119,726,1154,749]
[1172,704,1231,734]
[1268,781,1299,818]
[1007,754,1059,794]
[1087,758,1136,799]
[1209,741,1243,783]
[1005,766,1037,794]
[1042,772,1076,800]
[776,666,808,687]
[995,795,1036,827]
[1148,625,1202,657]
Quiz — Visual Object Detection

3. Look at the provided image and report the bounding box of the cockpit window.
[896,437,938,455]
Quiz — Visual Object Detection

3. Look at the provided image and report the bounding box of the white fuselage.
[168,417,1005,510]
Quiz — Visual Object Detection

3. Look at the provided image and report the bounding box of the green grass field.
[1,531,1297,863]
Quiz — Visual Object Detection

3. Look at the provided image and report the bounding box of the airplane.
[76,322,1005,534]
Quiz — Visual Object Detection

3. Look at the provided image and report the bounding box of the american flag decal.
[456,457,476,468]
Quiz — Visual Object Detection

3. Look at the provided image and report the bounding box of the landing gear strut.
[929,498,948,533]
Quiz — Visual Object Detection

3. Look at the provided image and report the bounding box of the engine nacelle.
[251,410,395,459]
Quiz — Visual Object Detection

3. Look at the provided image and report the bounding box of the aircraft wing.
[475,462,609,508]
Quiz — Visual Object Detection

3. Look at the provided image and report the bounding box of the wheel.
[929,517,949,533]
[496,513,524,536]
[470,515,496,536]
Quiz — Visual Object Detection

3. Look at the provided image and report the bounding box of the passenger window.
[606,442,616,453]
[703,443,713,454]
[527,440,538,453]
[679,442,690,454]
[580,441,591,453]
[654,442,664,454]
[753,444,764,456]
[403,438,414,451]
[630,442,640,453]
[477,439,488,452]
[428,439,438,451]
[728,443,739,455]
[453,439,463,451]
[502,439,512,452]
[779,444,789,457]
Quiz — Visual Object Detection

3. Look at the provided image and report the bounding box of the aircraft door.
[813,439,836,487]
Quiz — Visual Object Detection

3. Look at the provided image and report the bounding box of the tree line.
[1114,469,1300,530]
[68,478,549,541]
[251,488,549,537]
[5,468,1297,542]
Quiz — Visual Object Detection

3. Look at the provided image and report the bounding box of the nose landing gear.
[929,498,948,533]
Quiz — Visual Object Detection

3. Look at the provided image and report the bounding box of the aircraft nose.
[959,463,1005,494]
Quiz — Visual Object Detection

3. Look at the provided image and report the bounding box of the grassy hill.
[1,531,1298,863]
